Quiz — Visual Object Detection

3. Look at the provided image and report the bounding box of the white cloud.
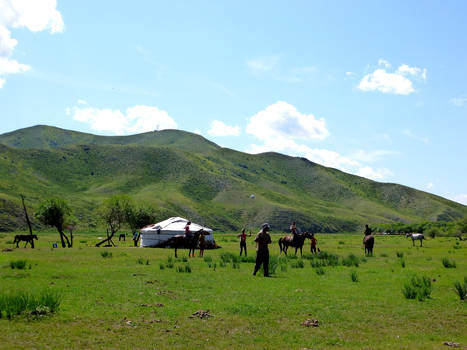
[378,58,391,68]
[193,129,202,135]
[351,149,396,163]
[0,0,63,87]
[246,101,329,142]
[67,102,177,135]
[208,120,240,137]
[403,129,429,144]
[246,56,279,73]
[358,60,426,95]
[450,96,467,107]
[356,166,393,181]
[345,71,356,78]
[426,182,434,190]
[453,194,467,205]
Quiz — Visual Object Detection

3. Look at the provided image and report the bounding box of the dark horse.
[363,235,374,255]
[13,234,38,248]
[278,232,312,256]
[163,229,207,258]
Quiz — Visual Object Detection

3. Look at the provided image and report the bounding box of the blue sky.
[1,0,466,205]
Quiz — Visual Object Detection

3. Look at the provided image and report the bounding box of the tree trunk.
[20,195,34,248]
[96,229,116,247]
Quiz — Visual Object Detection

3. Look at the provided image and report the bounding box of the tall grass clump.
[100,251,112,258]
[396,251,404,258]
[9,260,27,269]
[315,267,325,275]
[402,275,432,301]
[316,251,340,266]
[342,253,360,267]
[291,259,305,269]
[442,257,456,268]
[453,277,467,301]
[165,256,174,269]
[203,256,212,263]
[350,271,359,282]
[0,290,61,319]
[220,252,239,264]
[400,259,406,268]
[176,264,192,273]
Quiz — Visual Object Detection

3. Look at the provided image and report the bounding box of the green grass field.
[0,232,466,349]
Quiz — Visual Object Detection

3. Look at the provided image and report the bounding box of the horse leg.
[174,247,178,258]
[300,246,302,257]
[412,239,415,247]
[420,240,423,247]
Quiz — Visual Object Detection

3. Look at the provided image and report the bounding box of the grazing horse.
[118,233,126,241]
[363,235,374,255]
[13,234,38,248]
[163,229,207,258]
[278,232,312,256]
[406,233,425,247]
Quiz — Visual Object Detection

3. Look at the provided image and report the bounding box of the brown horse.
[162,229,207,258]
[278,232,312,256]
[13,234,38,248]
[363,235,374,255]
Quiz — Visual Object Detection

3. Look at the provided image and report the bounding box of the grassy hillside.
[0,125,466,232]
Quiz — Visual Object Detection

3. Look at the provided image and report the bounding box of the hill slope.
[0,125,465,232]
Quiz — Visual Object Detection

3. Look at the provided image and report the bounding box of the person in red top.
[290,221,297,243]
[184,221,193,238]
[310,233,317,254]
[237,228,252,256]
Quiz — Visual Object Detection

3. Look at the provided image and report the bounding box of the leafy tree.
[96,195,131,247]
[126,205,155,246]
[35,198,73,247]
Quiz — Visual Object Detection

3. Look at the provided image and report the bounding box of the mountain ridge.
[0,125,465,232]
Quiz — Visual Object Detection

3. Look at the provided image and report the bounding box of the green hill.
[0,125,465,232]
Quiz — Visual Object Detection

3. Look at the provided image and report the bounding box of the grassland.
[0,231,466,349]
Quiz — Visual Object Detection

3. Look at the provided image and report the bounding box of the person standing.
[237,228,252,256]
[198,231,206,257]
[253,223,272,277]
[290,221,298,243]
[310,233,317,254]
[364,224,372,236]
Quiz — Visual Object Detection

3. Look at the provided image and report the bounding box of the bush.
[454,277,467,300]
[291,259,305,269]
[396,251,404,258]
[351,271,358,282]
[315,267,325,275]
[442,257,456,268]
[100,251,112,258]
[342,254,360,267]
[402,275,432,301]
[0,290,61,319]
[10,260,27,269]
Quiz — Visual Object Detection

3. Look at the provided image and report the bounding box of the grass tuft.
[402,275,432,301]
[453,277,467,300]
[9,260,27,269]
[315,267,325,275]
[342,253,360,267]
[100,251,112,258]
[351,270,358,282]
[442,257,456,268]
[0,290,61,319]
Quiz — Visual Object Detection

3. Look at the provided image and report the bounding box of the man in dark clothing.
[253,223,272,277]
[364,224,372,236]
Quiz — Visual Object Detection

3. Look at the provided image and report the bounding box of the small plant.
[182,257,188,262]
[159,263,165,270]
[338,241,345,245]
[291,259,305,268]
[342,254,359,267]
[442,257,456,268]
[400,259,406,268]
[402,275,432,301]
[315,267,325,275]
[232,262,240,269]
[9,260,27,269]
[137,258,144,264]
[176,264,192,273]
[203,256,212,263]
[165,256,174,268]
[350,270,358,282]
[453,245,461,250]
[380,253,388,257]
[240,256,256,263]
[100,251,112,258]
[396,251,404,258]
[79,240,87,244]
[453,277,467,300]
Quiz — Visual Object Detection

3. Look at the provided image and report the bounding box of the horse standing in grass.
[163,229,207,258]
[363,235,374,255]
[278,232,312,256]
[13,234,38,248]
[406,233,425,247]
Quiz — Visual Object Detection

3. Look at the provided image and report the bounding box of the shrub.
[442,257,456,268]
[453,277,467,300]
[10,260,27,269]
[315,267,325,275]
[351,271,358,282]
[0,290,61,319]
[342,254,360,267]
[402,275,432,301]
[100,251,112,258]
[396,251,404,258]
[291,259,305,269]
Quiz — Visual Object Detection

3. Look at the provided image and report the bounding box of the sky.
[1,0,467,205]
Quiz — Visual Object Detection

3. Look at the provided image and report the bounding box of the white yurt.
[140,217,214,247]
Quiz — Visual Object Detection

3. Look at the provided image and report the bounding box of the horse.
[278,232,312,256]
[163,229,207,258]
[363,235,374,255]
[118,233,126,241]
[406,233,425,247]
[13,234,38,248]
